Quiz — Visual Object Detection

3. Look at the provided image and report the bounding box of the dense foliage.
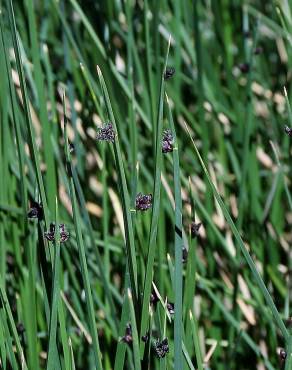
[1,1,292,369]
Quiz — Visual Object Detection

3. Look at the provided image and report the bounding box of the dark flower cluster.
[121,323,132,344]
[135,193,152,211]
[141,332,149,343]
[167,302,174,315]
[182,247,188,263]
[238,63,250,74]
[190,221,201,238]
[150,290,159,307]
[16,322,25,334]
[44,223,69,243]
[164,67,175,80]
[27,201,43,221]
[284,125,292,136]
[162,129,174,153]
[59,224,70,242]
[254,46,263,55]
[280,349,287,361]
[69,142,75,153]
[154,338,169,358]
[96,123,116,142]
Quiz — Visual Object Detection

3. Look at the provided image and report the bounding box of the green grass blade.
[189,311,204,370]
[46,198,61,370]
[128,289,141,370]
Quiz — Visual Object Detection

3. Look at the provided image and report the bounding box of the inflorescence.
[44,223,69,243]
[121,323,132,344]
[135,193,152,211]
[190,221,202,238]
[164,67,175,80]
[27,201,43,221]
[96,123,116,142]
[162,129,174,153]
[154,338,169,358]
[284,125,292,136]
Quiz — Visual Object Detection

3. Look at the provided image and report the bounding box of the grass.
[1,1,292,369]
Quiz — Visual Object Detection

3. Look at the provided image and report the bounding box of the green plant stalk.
[64,101,103,370]
[128,289,142,370]
[182,341,196,370]
[139,39,171,357]
[114,277,130,370]
[58,299,71,369]
[69,338,76,370]
[166,95,183,368]
[96,66,138,305]
[46,199,61,370]
[189,311,204,370]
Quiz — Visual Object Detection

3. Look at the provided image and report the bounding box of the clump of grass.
[1,1,292,369]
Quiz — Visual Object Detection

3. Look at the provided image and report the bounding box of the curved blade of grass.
[184,122,289,341]
[139,37,171,357]
[182,341,196,370]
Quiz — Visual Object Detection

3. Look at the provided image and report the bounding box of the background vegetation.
[1,0,292,369]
